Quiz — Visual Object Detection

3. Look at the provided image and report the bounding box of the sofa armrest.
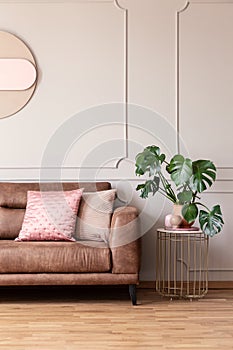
[109,206,141,274]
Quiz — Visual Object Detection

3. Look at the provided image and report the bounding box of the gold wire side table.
[156,228,209,299]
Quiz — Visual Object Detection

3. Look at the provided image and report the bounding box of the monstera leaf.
[166,155,193,186]
[191,160,216,193]
[135,146,165,176]
[136,176,160,199]
[135,145,224,237]
[182,203,198,223]
[177,190,193,205]
[146,145,166,163]
[199,205,224,236]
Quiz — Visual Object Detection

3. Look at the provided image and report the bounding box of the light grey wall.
[0,0,232,280]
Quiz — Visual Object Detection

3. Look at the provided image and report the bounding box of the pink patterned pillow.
[15,189,83,241]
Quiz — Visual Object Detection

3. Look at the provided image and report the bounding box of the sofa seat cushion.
[0,241,111,273]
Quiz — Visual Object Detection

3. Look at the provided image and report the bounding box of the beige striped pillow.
[75,189,116,242]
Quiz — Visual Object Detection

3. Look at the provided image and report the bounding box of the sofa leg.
[129,284,137,305]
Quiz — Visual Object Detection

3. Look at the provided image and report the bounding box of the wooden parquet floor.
[0,286,232,350]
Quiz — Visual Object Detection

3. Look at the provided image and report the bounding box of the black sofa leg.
[129,284,137,305]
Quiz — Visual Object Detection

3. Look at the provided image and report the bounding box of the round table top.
[157,227,203,234]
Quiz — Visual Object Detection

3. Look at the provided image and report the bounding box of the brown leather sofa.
[0,182,141,305]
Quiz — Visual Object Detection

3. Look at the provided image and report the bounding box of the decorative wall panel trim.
[175,1,189,154]
[115,0,129,159]
[0,0,129,171]
[176,1,233,173]
[0,1,113,2]
[190,1,233,3]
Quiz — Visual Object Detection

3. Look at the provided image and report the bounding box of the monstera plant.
[135,145,224,237]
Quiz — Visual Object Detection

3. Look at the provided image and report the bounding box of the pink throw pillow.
[15,189,83,241]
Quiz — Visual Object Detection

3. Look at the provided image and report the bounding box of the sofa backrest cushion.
[0,182,111,239]
[0,207,25,239]
[0,182,111,209]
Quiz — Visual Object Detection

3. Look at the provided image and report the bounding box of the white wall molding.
[190,1,233,3]
[0,1,113,3]
[176,1,233,174]
[0,0,129,171]
[175,1,190,154]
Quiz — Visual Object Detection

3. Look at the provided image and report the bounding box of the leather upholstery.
[110,206,141,274]
[0,207,25,239]
[0,240,111,273]
[0,182,111,208]
[0,182,141,287]
[0,273,139,286]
